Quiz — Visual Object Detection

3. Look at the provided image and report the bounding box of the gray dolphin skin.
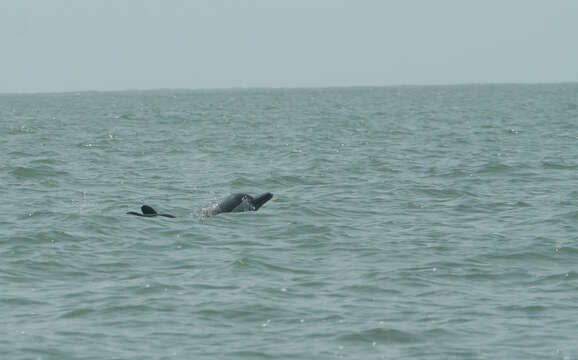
[205,192,273,216]
[127,192,273,218]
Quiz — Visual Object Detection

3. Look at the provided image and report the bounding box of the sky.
[1,0,578,93]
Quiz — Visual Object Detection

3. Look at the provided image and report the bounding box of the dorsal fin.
[141,205,157,215]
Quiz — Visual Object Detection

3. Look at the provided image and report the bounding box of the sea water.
[1,84,577,359]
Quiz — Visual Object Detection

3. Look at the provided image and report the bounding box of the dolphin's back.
[128,192,272,219]
[217,193,251,213]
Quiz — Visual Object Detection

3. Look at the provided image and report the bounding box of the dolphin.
[127,192,273,218]
[197,192,273,217]
[126,205,176,218]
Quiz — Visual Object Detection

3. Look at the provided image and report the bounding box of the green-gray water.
[1,85,577,359]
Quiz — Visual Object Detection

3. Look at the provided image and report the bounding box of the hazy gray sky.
[2,0,577,93]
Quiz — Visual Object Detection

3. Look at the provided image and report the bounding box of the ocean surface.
[1,84,577,360]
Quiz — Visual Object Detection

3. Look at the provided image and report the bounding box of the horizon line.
[1,80,577,96]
